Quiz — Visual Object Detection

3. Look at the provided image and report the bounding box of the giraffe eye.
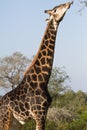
[54,9,56,13]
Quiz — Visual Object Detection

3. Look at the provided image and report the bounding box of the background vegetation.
[0,52,87,130]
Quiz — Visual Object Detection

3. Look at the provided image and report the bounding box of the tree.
[79,0,87,5]
[0,52,31,90]
[48,67,69,98]
[78,0,87,12]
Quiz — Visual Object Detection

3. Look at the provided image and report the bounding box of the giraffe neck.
[24,20,59,84]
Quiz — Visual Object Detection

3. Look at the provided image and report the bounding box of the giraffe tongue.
[68,1,74,9]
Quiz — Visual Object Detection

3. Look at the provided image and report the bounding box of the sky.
[0,0,87,93]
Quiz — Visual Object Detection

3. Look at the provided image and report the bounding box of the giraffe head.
[45,1,73,23]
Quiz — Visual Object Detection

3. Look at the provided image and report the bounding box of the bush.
[69,111,87,130]
[20,120,35,130]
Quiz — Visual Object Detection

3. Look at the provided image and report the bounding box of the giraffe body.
[0,2,72,130]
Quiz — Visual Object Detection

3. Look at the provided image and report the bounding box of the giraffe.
[0,2,72,130]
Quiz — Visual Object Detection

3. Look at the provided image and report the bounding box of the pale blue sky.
[0,0,87,92]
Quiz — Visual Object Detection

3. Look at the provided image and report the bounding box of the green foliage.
[48,67,69,107]
[69,111,87,130]
[45,120,58,130]
[49,67,69,96]
[20,120,35,130]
